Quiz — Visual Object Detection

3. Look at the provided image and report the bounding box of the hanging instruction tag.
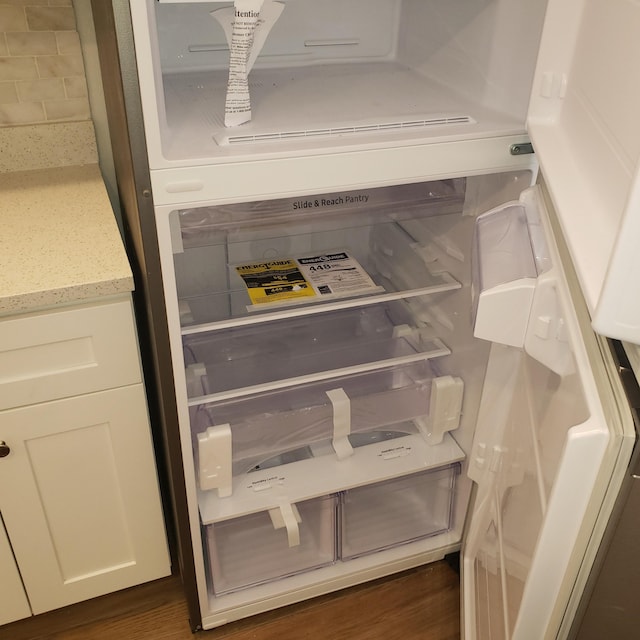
[211,0,285,127]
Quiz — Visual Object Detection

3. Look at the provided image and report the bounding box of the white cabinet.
[0,515,31,626]
[0,296,170,621]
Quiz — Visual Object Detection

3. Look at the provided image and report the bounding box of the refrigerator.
[85,0,640,637]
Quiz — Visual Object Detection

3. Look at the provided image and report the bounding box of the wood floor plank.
[4,561,460,640]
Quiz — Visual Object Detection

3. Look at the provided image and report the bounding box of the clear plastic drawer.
[340,465,459,560]
[191,361,435,476]
[206,495,337,595]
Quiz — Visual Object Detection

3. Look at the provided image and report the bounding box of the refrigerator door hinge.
[510,142,534,155]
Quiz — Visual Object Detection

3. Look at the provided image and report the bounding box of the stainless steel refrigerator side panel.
[89,0,202,630]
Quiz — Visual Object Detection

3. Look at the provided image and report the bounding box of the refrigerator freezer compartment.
[134,0,548,165]
[206,495,337,595]
[172,180,465,328]
[183,304,450,401]
[192,361,436,476]
[340,465,459,560]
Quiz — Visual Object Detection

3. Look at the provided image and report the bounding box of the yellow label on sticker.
[235,259,317,305]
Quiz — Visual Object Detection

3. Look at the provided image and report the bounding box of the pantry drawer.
[340,465,459,560]
[206,495,337,595]
[0,297,142,410]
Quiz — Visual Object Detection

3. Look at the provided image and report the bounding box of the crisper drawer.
[206,495,337,595]
[340,465,459,560]
[192,361,435,476]
[0,297,142,410]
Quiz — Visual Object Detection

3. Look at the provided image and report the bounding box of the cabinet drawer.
[206,495,337,595]
[340,465,459,560]
[0,297,142,409]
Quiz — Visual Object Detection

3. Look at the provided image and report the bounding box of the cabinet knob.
[0,441,10,458]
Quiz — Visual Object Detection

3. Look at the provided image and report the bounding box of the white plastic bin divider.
[339,464,460,560]
[206,495,337,595]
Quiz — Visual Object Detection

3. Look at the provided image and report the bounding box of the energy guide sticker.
[235,252,380,305]
[235,259,316,304]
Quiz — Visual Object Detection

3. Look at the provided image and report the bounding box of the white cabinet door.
[0,514,31,625]
[0,385,170,614]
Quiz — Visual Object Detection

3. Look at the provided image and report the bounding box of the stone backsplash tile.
[0,56,38,81]
[0,80,18,102]
[17,76,65,101]
[0,6,28,31]
[37,53,84,77]
[0,1,90,127]
[63,75,86,99]
[55,30,79,55]
[0,100,45,124]
[1,1,49,6]
[44,95,89,120]
[25,5,75,31]
[6,30,57,55]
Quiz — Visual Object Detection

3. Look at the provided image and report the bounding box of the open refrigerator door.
[461,186,635,640]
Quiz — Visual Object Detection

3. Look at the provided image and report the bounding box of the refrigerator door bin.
[172,180,465,327]
[340,465,460,560]
[205,494,337,595]
[192,361,439,477]
[471,197,549,348]
[132,0,548,165]
[182,303,451,401]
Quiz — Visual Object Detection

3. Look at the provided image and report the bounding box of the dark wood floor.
[5,561,460,640]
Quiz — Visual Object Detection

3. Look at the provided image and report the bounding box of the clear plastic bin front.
[340,465,460,559]
[191,361,435,477]
[206,494,337,595]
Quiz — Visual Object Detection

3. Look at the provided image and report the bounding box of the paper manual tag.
[212,0,285,127]
[235,251,380,306]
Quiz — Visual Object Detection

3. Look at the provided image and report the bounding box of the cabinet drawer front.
[0,297,141,409]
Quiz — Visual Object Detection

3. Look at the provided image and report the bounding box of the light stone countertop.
[0,163,133,315]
